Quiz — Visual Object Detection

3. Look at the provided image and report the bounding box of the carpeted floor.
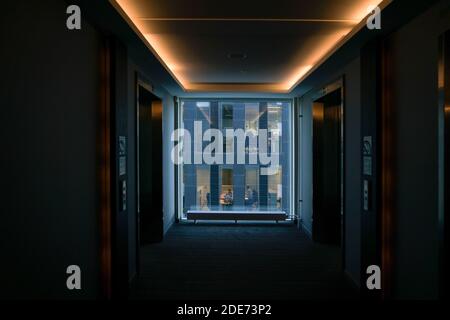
[130,222,358,300]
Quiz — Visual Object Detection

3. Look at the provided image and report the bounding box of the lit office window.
[245,103,259,155]
[268,167,282,209]
[268,103,282,153]
[196,168,210,210]
[245,103,259,132]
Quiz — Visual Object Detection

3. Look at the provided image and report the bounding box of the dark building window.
[221,104,234,129]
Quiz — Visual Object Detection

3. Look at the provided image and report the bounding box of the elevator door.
[312,88,342,245]
[138,85,163,244]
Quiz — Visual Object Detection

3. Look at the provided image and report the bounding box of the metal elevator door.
[312,88,342,245]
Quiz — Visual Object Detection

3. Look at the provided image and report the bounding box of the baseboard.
[129,271,138,287]
[299,221,313,239]
[163,213,176,235]
[344,270,361,293]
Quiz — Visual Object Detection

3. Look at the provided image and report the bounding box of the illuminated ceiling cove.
[110,0,388,93]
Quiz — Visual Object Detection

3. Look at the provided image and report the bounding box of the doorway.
[136,80,163,245]
[438,30,450,299]
[312,81,344,246]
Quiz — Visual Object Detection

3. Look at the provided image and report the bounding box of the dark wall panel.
[0,0,102,299]
[299,57,361,286]
[110,39,129,297]
[360,39,382,298]
[385,0,450,299]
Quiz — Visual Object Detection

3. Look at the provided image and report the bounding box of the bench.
[186,210,287,223]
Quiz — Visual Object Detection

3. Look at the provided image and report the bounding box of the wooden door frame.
[360,37,395,299]
[438,30,450,299]
[135,74,154,276]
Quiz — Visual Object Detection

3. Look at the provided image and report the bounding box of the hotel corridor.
[2,0,450,305]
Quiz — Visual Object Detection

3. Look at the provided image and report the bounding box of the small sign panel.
[119,156,126,176]
[363,136,372,156]
[119,136,127,156]
[363,180,370,211]
[363,156,372,176]
[120,180,127,212]
[363,136,372,176]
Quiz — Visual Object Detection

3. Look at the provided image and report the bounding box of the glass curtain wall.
[179,100,293,219]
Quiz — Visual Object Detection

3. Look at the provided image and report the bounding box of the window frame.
[176,98,295,220]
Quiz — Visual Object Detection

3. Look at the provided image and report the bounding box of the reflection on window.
[245,103,259,155]
[222,104,233,129]
[223,136,233,155]
[180,100,292,218]
[245,103,259,133]
[196,102,211,123]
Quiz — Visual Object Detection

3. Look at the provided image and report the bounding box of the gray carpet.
[130,223,358,300]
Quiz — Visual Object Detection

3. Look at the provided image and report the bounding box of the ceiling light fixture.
[227,53,247,60]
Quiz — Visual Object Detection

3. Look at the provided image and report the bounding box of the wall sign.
[363,136,372,176]
[119,136,127,156]
[119,136,127,176]
[119,156,126,176]
[118,136,127,211]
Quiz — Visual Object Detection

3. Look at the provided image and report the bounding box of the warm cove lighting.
[110,0,387,93]
[143,34,190,87]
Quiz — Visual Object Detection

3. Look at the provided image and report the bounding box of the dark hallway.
[2,0,450,305]
[131,224,357,300]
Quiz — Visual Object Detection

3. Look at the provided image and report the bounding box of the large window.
[178,100,293,219]
[245,167,259,210]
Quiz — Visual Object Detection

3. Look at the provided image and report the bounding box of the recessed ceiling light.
[227,53,247,60]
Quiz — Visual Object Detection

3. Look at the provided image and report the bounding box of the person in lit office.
[251,188,258,209]
[245,185,253,208]
[223,189,233,210]
[199,186,208,209]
